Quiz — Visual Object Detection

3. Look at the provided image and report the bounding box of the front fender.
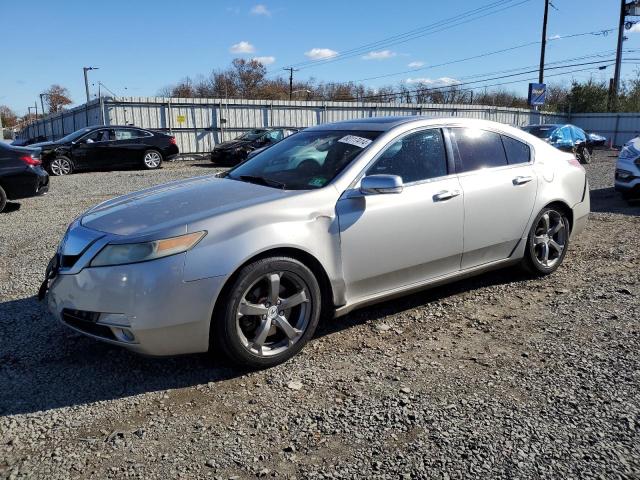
[183,188,346,305]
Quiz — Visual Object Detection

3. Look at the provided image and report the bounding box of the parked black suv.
[210,127,299,165]
[33,126,179,176]
[0,142,49,212]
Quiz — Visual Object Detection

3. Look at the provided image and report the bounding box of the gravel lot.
[1,151,639,479]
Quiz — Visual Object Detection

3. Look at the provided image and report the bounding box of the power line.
[269,0,532,76]
[340,59,625,102]
[348,29,617,84]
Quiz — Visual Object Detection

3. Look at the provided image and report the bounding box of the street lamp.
[83,66,99,103]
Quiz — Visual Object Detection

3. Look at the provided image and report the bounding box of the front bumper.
[210,149,245,165]
[47,254,226,356]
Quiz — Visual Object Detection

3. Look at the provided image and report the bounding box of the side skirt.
[333,256,521,318]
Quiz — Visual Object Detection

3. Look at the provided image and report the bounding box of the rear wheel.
[213,257,322,368]
[522,206,570,275]
[0,186,6,213]
[49,156,73,176]
[578,147,592,164]
[142,150,162,170]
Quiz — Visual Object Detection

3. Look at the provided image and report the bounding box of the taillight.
[169,137,176,145]
[567,156,584,171]
[19,155,41,167]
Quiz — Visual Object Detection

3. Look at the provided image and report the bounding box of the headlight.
[90,231,206,267]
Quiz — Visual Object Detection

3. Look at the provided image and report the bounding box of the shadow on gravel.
[317,266,530,339]
[590,187,640,216]
[0,268,529,416]
[1,202,21,213]
[0,296,248,416]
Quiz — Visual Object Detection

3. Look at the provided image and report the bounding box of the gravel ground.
[1,151,639,479]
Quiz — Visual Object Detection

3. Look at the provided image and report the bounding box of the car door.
[448,127,538,269]
[70,129,109,170]
[336,128,464,300]
[110,128,143,167]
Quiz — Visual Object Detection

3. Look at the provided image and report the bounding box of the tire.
[521,206,571,276]
[142,149,163,170]
[0,186,6,213]
[578,147,592,164]
[212,256,322,368]
[49,156,73,176]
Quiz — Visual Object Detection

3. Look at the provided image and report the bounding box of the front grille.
[61,309,116,340]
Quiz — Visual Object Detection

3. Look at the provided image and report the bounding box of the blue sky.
[2,0,640,114]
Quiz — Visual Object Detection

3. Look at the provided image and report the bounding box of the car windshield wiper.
[236,175,287,190]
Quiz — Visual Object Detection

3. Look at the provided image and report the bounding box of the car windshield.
[522,125,557,139]
[226,130,381,190]
[238,129,269,141]
[56,127,95,143]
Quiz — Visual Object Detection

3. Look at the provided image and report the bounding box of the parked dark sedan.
[0,142,49,212]
[521,124,593,164]
[33,126,179,176]
[210,127,299,165]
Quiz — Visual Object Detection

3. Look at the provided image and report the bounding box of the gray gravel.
[1,151,639,479]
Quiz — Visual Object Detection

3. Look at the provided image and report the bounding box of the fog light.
[112,327,135,343]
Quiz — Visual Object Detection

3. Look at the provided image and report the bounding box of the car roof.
[304,116,541,133]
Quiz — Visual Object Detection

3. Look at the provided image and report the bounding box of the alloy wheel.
[143,151,161,168]
[50,158,71,176]
[235,271,311,357]
[532,210,568,268]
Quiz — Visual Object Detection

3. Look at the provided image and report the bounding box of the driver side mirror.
[360,174,403,195]
[85,138,94,144]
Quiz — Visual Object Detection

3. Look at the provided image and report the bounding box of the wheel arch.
[543,200,573,232]
[210,246,336,328]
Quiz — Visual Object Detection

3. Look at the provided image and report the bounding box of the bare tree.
[43,84,72,113]
[0,105,18,128]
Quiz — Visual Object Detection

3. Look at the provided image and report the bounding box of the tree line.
[4,60,640,129]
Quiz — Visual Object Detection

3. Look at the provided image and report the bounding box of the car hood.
[214,139,251,150]
[81,175,288,236]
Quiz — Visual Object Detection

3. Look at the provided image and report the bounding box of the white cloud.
[250,4,271,16]
[230,41,255,54]
[252,56,276,65]
[408,61,425,68]
[304,48,338,60]
[548,34,562,40]
[406,77,460,86]
[362,50,397,60]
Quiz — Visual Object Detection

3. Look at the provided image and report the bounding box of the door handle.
[513,175,533,185]
[433,190,461,202]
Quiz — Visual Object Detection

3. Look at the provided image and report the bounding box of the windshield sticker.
[308,177,328,187]
[338,135,373,149]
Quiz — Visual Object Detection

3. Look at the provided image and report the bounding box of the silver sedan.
[43,117,590,367]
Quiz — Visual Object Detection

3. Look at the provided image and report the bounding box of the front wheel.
[142,150,163,170]
[49,156,73,176]
[213,257,322,368]
[521,207,571,275]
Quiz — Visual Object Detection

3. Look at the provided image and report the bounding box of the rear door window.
[450,128,508,172]
[501,135,531,164]
[114,129,136,141]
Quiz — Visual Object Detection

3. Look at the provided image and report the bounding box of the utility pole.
[538,0,550,83]
[39,93,46,115]
[83,66,99,103]
[611,0,627,110]
[283,67,298,101]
